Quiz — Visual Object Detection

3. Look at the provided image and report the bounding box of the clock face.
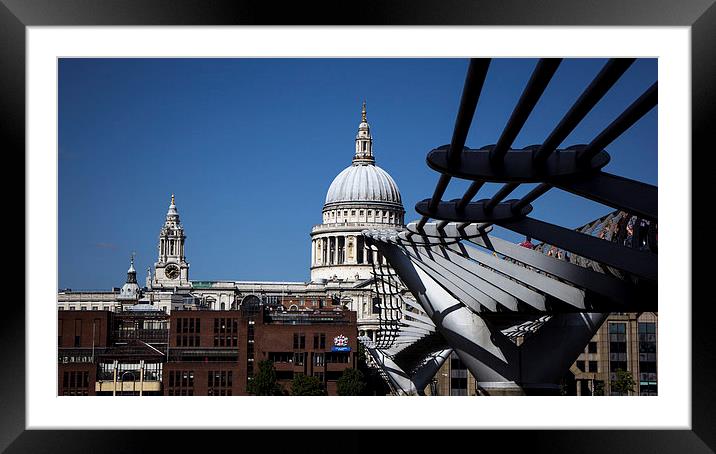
[165,265,180,280]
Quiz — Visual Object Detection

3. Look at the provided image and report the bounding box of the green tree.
[290,373,325,396]
[246,360,283,396]
[593,380,605,396]
[611,369,636,395]
[337,368,367,396]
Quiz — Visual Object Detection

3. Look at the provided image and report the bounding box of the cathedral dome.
[324,163,402,207]
[311,102,405,284]
[323,101,403,210]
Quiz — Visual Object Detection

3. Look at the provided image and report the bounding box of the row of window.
[60,305,169,312]
[176,317,200,334]
[268,351,349,365]
[324,209,402,222]
[174,334,240,348]
[176,335,200,347]
[207,370,233,388]
[168,370,194,389]
[214,318,239,334]
[62,371,90,389]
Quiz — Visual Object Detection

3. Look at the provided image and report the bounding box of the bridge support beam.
[363,343,452,395]
[370,238,603,396]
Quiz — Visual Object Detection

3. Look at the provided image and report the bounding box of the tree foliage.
[291,373,325,396]
[336,368,367,396]
[611,369,636,395]
[593,380,605,396]
[246,360,283,396]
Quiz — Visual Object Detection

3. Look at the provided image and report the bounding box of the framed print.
[4,0,714,451]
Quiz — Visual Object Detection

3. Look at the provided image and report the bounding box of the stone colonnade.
[311,234,388,267]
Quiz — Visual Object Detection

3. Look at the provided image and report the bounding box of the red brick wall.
[58,311,111,348]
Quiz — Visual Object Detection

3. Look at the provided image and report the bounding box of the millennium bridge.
[359,58,657,395]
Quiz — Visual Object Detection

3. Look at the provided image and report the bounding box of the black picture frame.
[4,0,713,451]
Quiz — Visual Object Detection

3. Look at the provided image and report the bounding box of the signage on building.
[331,334,351,352]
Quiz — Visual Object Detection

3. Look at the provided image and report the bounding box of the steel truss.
[362,58,657,395]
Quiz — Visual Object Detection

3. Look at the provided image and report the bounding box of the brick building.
[58,304,357,396]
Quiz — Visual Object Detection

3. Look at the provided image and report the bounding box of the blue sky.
[59,58,657,290]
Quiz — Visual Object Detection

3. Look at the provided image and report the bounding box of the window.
[588,342,598,353]
[589,361,598,373]
[450,378,468,396]
[268,352,293,363]
[74,319,82,347]
[609,322,628,382]
[293,352,305,365]
[320,333,326,349]
[638,322,657,387]
[168,370,194,395]
[576,361,585,372]
[325,352,349,363]
[449,352,468,395]
[208,370,233,395]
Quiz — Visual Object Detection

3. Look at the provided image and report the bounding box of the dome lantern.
[354,100,374,164]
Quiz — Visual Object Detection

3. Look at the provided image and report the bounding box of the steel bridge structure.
[359,58,657,396]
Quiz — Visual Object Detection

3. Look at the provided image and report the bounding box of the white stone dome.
[324,162,402,207]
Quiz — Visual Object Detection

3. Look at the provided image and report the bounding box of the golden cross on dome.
[171,193,175,205]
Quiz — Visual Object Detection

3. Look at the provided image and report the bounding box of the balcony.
[95,380,162,393]
[311,223,403,234]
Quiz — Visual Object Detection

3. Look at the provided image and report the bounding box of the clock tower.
[153,194,190,289]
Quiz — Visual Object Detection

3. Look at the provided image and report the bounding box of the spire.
[126,252,137,284]
[354,100,374,164]
[166,193,179,224]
